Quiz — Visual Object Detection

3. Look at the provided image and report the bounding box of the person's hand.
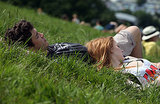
[154,76,160,87]
[156,62,160,69]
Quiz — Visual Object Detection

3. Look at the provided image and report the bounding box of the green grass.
[1,1,160,104]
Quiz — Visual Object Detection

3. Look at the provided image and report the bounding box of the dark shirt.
[47,42,91,62]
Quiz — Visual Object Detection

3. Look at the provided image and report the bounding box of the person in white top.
[72,14,80,24]
[86,36,160,88]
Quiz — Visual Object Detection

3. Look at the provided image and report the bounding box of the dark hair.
[5,20,34,47]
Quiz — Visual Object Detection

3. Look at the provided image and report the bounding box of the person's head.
[72,14,78,18]
[105,21,118,30]
[61,14,69,21]
[96,20,103,26]
[142,26,160,42]
[86,36,124,70]
[5,20,49,51]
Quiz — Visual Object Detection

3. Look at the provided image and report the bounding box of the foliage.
[133,11,160,28]
[1,1,160,104]
[0,0,115,25]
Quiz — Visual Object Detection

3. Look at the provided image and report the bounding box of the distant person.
[94,20,104,31]
[103,21,118,33]
[105,21,117,30]
[103,22,127,33]
[80,21,86,25]
[142,26,160,57]
[114,24,127,33]
[61,14,69,21]
[37,8,43,15]
[80,21,90,26]
[72,14,80,24]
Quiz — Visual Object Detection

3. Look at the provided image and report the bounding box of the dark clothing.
[47,43,91,62]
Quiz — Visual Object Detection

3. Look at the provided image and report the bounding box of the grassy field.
[1,1,160,104]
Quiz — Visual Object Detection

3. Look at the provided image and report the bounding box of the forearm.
[152,63,160,69]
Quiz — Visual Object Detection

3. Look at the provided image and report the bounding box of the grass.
[1,1,160,104]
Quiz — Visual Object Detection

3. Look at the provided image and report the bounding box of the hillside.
[1,1,160,104]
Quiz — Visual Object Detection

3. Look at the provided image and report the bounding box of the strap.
[123,58,144,63]
[143,30,157,36]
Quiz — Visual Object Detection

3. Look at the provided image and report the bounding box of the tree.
[0,0,116,25]
[133,11,160,28]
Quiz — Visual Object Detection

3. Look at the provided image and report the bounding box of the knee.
[134,26,141,33]
[135,26,141,38]
[129,26,142,40]
[131,26,139,29]
[131,26,141,34]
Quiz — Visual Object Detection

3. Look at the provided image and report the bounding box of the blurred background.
[1,0,160,29]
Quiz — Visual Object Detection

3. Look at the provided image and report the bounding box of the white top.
[122,57,160,87]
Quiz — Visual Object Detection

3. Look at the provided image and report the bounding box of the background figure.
[80,21,91,26]
[103,21,118,33]
[94,20,104,31]
[114,24,127,33]
[105,21,118,30]
[61,14,69,21]
[142,26,160,57]
[80,21,85,25]
[103,22,127,34]
[37,8,43,15]
[72,14,80,24]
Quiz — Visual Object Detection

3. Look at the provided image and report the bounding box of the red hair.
[86,36,114,70]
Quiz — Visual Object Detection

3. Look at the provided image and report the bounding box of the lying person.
[4,20,143,60]
[86,36,160,88]
[4,20,89,61]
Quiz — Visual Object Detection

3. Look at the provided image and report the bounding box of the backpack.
[47,42,91,62]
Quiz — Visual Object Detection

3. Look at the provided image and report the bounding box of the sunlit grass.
[1,1,160,104]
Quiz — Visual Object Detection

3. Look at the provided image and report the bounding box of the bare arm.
[152,63,160,69]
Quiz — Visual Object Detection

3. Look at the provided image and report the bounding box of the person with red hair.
[86,36,160,88]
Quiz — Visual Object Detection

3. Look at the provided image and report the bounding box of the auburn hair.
[86,36,114,70]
